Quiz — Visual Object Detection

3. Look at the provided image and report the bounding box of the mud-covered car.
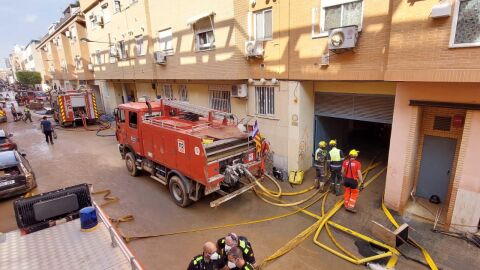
[0,109,7,122]
[0,150,36,200]
[0,130,16,151]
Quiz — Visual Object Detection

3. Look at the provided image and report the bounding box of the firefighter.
[327,140,344,196]
[187,241,225,270]
[23,105,32,123]
[342,149,363,213]
[314,141,328,189]
[217,233,255,266]
[227,247,255,270]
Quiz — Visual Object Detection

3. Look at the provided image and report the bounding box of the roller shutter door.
[315,93,395,124]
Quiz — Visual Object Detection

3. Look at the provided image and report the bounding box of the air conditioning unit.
[87,63,94,71]
[154,51,167,64]
[245,40,264,58]
[65,30,71,39]
[328,25,358,51]
[232,84,248,98]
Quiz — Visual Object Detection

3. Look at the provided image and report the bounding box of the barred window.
[255,86,275,115]
[163,84,173,99]
[209,90,231,113]
[178,85,188,101]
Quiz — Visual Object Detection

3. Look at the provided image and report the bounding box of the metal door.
[416,136,457,202]
[315,93,395,124]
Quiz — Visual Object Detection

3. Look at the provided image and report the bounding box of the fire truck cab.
[115,100,261,207]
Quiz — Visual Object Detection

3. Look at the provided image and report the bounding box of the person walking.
[342,150,363,213]
[314,140,328,189]
[23,105,32,123]
[327,140,344,196]
[10,103,17,121]
[40,116,54,144]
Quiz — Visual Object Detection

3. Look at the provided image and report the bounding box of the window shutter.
[312,7,321,36]
[247,11,253,40]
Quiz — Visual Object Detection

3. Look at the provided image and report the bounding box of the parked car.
[0,130,17,151]
[0,110,7,123]
[0,150,36,200]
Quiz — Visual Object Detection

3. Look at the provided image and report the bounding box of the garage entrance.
[314,93,395,156]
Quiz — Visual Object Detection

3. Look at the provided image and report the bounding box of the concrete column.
[121,83,128,104]
[451,111,480,233]
[287,81,315,172]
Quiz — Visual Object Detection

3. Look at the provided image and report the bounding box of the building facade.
[36,5,95,92]
[72,0,480,231]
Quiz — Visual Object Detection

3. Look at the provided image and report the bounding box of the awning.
[187,12,216,26]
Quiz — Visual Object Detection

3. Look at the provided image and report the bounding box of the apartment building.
[75,0,479,232]
[36,5,95,92]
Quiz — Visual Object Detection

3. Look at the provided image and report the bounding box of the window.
[450,0,480,48]
[178,85,188,101]
[129,111,138,128]
[135,35,147,56]
[255,86,275,115]
[102,4,111,24]
[61,59,67,71]
[433,116,452,131]
[209,90,231,113]
[163,84,173,99]
[118,41,128,59]
[118,109,125,123]
[75,55,83,69]
[70,26,78,42]
[114,0,121,13]
[95,49,102,65]
[194,17,215,51]
[158,28,173,54]
[321,0,363,33]
[255,9,273,40]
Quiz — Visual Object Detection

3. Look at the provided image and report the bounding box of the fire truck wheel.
[169,175,192,207]
[125,152,139,176]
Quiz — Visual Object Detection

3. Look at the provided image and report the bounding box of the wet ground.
[0,103,478,270]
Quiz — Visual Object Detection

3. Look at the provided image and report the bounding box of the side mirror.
[21,153,27,157]
[8,134,13,138]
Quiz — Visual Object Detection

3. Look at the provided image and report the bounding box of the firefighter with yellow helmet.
[342,149,363,213]
[314,140,328,189]
[326,139,344,195]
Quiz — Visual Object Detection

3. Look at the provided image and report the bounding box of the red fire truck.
[115,99,261,207]
[51,90,99,126]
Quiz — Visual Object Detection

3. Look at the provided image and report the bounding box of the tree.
[16,71,42,86]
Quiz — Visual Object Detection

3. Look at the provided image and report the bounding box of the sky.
[0,0,73,68]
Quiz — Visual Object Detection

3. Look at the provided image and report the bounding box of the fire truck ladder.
[162,99,234,121]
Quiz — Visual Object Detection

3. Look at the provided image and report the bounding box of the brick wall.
[413,107,466,226]
[386,0,480,82]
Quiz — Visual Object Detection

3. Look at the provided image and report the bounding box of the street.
[0,108,478,270]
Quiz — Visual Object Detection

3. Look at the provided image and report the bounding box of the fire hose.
[94,156,439,269]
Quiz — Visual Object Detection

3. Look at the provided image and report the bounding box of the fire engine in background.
[51,89,99,127]
[115,99,261,207]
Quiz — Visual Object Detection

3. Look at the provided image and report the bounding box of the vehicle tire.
[125,152,139,176]
[168,175,192,207]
